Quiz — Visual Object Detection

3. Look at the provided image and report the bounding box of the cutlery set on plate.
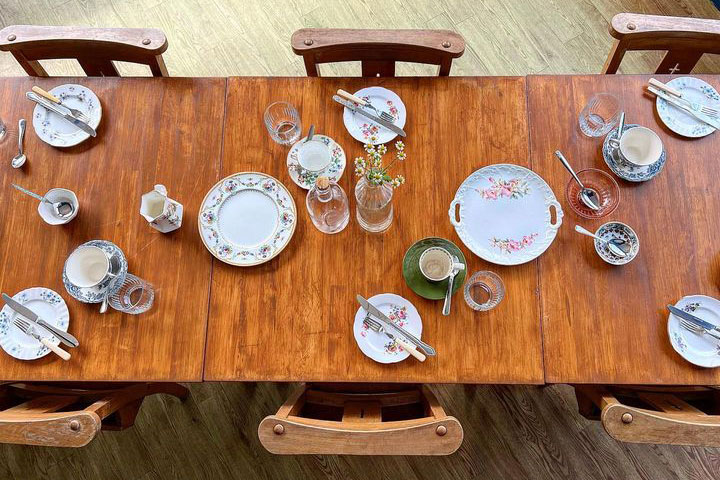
[26,86,97,137]
[646,78,720,131]
[333,89,406,138]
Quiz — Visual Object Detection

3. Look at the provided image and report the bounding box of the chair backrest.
[291,28,465,77]
[603,13,720,74]
[0,25,169,77]
[0,382,187,447]
[258,383,463,455]
[575,385,720,447]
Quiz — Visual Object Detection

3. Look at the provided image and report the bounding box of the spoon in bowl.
[554,150,600,211]
[11,119,26,168]
[575,225,630,258]
[11,184,75,219]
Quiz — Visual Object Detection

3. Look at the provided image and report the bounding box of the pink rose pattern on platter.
[360,304,410,355]
[477,177,531,200]
[491,233,539,254]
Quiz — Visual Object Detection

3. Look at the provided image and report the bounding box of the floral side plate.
[668,295,720,368]
[286,135,346,190]
[449,164,563,266]
[198,172,297,266]
[32,84,102,147]
[0,287,69,361]
[342,86,407,145]
[602,124,666,182]
[656,76,720,138]
[353,293,422,364]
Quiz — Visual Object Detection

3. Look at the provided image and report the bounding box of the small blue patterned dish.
[602,124,666,182]
[593,221,639,266]
[0,287,69,361]
[667,295,720,368]
[656,76,720,138]
[62,240,128,303]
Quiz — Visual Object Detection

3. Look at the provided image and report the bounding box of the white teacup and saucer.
[287,135,346,189]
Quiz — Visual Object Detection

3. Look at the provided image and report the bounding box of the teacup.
[64,246,116,288]
[609,126,663,167]
[419,247,453,282]
[297,139,331,174]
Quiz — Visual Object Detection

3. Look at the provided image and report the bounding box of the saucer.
[63,240,128,303]
[656,76,720,138]
[403,237,466,300]
[0,287,69,361]
[32,84,101,147]
[668,295,720,368]
[342,86,406,145]
[286,135,346,190]
[602,124,666,182]
[593,221,639,266]
[353,293,422,364]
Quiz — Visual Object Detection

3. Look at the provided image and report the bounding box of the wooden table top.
[529,74,720,384]
[204,77,544,383]
[0,77,224,381]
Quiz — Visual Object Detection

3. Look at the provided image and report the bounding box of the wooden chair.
[291,28,465,77]
[259,383,463,455]
[0,25,169,77]
[574,385,720,446]
[0,382,188,447]
[603,13,720,74]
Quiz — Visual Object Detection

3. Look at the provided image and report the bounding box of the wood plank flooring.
[2,0,720,478]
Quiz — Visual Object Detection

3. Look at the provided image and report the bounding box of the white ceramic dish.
[287,135,346,190]
[342,86,406,145]
[0,287,69,361]
[449,164,563,265]
[32,84,101,147]
[656,76,720,138]
[198,172,297,266]
[668,295,720,368]
[38,188,79,225]
[353,293,422,364]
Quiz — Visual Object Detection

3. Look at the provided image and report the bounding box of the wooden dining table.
[0,74,718,385]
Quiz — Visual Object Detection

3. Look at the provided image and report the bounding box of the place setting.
[668,295,720,368]
[27,84,101,147]
[333,87,407,145]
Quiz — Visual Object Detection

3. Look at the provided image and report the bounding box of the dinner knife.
[26,91,97,137]
[356,295,436,356]
[667,304,720,334]
[648,86,720,130]
[332,95,407,137]
[2,293,79,348]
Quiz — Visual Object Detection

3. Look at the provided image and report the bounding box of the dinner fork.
[649,78,719,117]
[13,317,71,360]
[679,318,720,341]
[31,86,91,123]
[363,316,425,362]
[337,89,395,123]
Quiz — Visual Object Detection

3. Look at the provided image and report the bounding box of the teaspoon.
[11,184,75,219]
[442,256,465,316]
[575,225,630,258]
[11,119,26,168]
[554,150,600,211]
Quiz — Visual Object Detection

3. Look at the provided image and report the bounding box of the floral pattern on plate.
[491,233,538,253]
[353,293,422,364]
[477,177,531,200]
[198,172,297,267]
[286,135,347,190]
[0,287,70,361]
[32,84,102,147]
[668,295,720,368]
[656,76,720,138]
[602,124,666,182]
[342,86,407,145]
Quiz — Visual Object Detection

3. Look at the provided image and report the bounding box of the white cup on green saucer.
[403,237,466,300]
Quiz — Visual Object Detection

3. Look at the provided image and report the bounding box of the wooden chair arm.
[258,415,463,455]
[0,411,101,447]
[291,28,465,58]
[609,13,720,50]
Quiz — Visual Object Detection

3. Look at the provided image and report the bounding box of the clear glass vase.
[355,177,394,233]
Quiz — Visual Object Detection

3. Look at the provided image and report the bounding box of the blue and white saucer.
[602,124,666,182]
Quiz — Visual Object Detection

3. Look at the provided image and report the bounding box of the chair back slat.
[291,28,465,77]
[603,13,720,74]
[0,25,169,77]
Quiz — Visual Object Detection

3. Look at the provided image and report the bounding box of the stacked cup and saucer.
[602,121,666,182]
[286,133,346,190]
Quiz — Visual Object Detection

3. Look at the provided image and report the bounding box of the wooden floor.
[2,0,720,479]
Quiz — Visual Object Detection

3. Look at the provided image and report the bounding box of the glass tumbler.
[578,93,621,137]
[108,274,154,314]
[464,271,505,311]
[263,101,301,145]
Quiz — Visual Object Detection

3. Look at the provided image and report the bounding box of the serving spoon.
[554,150,600,210]
[575,225,630,258]
[11,184,75,219]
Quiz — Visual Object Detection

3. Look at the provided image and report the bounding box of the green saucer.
[402,237,467,300]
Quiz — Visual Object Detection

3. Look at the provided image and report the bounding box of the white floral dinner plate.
[449,164,563,266]
[668,295,720,368]
[32,84,102,147]
[656,77,720,138]
[353,293,422,364]
[198,172,297,266]
[286,135,346,190]
[0,287,69,361]
[342,86,406,145]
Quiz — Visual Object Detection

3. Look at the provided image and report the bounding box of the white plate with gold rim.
[198,172,297,266]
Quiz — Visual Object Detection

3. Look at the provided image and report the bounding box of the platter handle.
[448,198,462,227]
[548,199,564,230]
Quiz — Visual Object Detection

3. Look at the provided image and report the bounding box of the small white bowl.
[38,188,79,225]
